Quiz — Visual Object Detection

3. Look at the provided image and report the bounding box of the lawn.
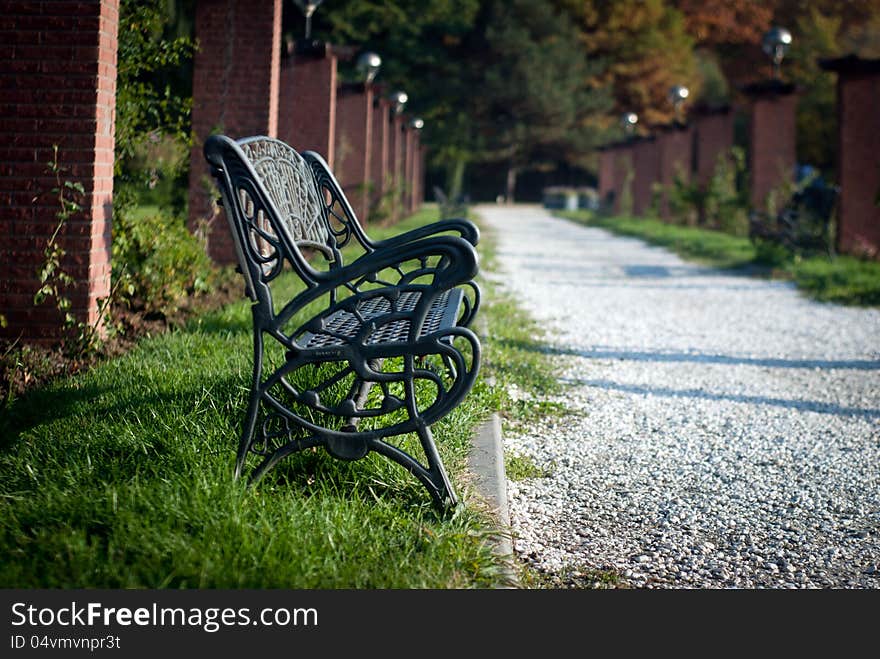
[0,208,520,589]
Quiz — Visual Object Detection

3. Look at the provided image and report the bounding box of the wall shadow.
[565,377,880,419]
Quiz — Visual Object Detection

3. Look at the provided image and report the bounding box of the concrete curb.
[468,413,519,588]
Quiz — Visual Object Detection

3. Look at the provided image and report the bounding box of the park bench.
[204,134,482,508]
[748,180,838,257]
[432,185,469,220]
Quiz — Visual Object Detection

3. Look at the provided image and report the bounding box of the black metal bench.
[432,185,469,220]
[204,135,482,508]
[748,182,839,257]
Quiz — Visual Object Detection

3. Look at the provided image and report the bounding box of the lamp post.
[668,85,689,123]
[291,0,325,41]
[620,111,638,136]
[356,52,381,85]
[762,26,792,80]
[390,90,408,114]
[410,117,424,130]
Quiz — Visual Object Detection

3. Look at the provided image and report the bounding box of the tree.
[770,1,880,176]
[478,0,612,200]
[577,0,699,127]
[303,0,486,198]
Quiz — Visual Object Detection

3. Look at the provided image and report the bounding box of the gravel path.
[478,204,880,589]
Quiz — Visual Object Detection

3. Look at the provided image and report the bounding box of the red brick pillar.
[403,122,415,215]
[598,147,615,209]
[410,129,423,212]
[415,131,424,212]
[612,144,635,215]
[656,123,693,220]
[389,113,405,222]
[370,96,391,220]
[819,56,880,257]
[596,141,636,215]
[632,136,660,216]
[188,0,282,264]
[278,42,339,167]
[692,106,734,186]
[0,0,118,343]
[742,80,798,210]
[335,82,373,223]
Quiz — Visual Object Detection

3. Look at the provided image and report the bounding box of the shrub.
[112,191,214,316]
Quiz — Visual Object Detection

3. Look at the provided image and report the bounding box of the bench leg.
[369,422,458,510]
[414,420,458,509]
[234,327,265,480]
[247,435,324,486]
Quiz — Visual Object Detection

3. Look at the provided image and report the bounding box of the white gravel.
[478,203,880,589]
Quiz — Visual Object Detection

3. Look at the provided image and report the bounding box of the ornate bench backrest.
[236,136,329,249]
[205,134,351,307]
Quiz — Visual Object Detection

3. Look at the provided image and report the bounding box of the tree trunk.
[447,157,466,203]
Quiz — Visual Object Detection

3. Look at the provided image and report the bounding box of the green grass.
[0,208,511,589]
[505,453,553,482]
[558,210,880,307]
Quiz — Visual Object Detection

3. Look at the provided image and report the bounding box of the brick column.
[388,113,405,222]
[656,123,693,220]
[403,122,415,215]
[692,106,734,186]
[598,147,615,209]
[819,56,880,257]
[188,0,282,264]
[612,144,635,215]
[632,136,660,216]
[599,141,639,215]
[410,129,422,212]
[414,142,426,213]
[278,42,340,168]
[0,0,118,343]
[370,96,391,220]
[334,82,373,223]
[742,80,798,209]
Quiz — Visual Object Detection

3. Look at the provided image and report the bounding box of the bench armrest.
[275,235,479,328]
[369,218,480,249]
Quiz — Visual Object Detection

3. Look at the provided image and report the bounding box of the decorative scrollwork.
[239,137,328,247]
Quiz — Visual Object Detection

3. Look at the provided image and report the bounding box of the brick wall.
[409,131,422,213]
[188,0,282,264]
[818,57,880,257]
[598,149,615,207]
[657,124,693,220]
[278,46,337,167]
[0,0,118,343]
[692,108,734,187]
[612,147,635,215]
[388,113,404,221]
[743,82,797,209]
[414,142,425,213]
[370,97,390,219]
[335,82,372,223]
[632,137,660,216]
[836,71,880,255]
[403,123,415,215]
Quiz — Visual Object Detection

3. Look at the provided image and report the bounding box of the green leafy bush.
[112,194,214,316]
[667,146,749,235]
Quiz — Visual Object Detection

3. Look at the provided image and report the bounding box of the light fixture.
[410,118,424,130]
[356,52,382,84]
[668,85,689,121]
[620,112,638,134]
[390,90,408,114]
[762,26,793,79]
[291,0,325,41]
